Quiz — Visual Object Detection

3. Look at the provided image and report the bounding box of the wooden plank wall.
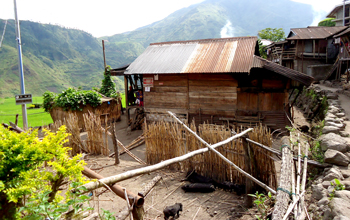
[144,74,188,122]
[188,73,238,124]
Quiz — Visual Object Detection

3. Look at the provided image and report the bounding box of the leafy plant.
[42,88,102,112]
[99,66,120,99]
[0,126,87,219]
[329,179,345,200]
[249,191,274,219]
[100,208,116,220]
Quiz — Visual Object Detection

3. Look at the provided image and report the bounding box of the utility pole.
[344,0,347,26]
[13,0,28,130]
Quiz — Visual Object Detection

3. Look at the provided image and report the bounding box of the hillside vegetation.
[0,0,316,98]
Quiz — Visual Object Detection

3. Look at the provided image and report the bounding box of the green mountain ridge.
[0,0,318,98]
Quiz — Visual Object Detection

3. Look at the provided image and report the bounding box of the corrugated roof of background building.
[252,56,314,86]
[287,26,347,40]
[124,36,259,74]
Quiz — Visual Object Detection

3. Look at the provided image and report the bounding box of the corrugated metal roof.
[124,37,258,74]
[334,27,350,38]
[287,26,347,40]
[252,56,314,86]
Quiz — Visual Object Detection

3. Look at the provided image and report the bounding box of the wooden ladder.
[325,57,340,80]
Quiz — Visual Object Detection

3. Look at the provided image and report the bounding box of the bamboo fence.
[83,111,109,156]
[145,121,276,188]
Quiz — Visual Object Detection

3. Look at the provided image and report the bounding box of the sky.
[0,0,346,38]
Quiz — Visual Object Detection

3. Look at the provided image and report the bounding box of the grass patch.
[0,97,53,129]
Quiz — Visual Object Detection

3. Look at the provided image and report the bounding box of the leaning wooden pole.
[272,136,293,219]
[167,111,276,194]
[116,175,162,220]
[78,128,253,193]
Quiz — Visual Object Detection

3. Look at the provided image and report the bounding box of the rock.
[325,117,343,124]
[312,183,327,200]
[327,92,339,99]
[319,133,349,152]
[324,149,350,166]
[326,112,338,119]
[335,190,350,202]
[339,166,350,178]
[322,207,332,220]
[325,121,345,129]
[336,112,346,117]
[318,197,330,206]
[342,181,350,190]
[340,131,350,137]
[322,181,331,188]
[324,81,333,87]
[299,125,309,133]
[328,106,341,114]
[334,215,350,220]
[323,126,341,134]
[330,198,350,219]
[323,167,344,181]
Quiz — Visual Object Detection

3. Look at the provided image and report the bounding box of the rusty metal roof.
[124,37,259,74]
[334,27,350,38]
[253,56,314,86]
[287,26,347,40]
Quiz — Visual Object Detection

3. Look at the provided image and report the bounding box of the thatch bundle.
[145,121,276,188]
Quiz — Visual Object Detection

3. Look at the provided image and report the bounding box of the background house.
[117,37,313,131]
[327,2,350,26]
[266,26,347,81]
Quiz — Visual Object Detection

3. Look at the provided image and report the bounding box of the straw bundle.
[145,120,276,188]
[83,111,109,156]
[248,124,277,189]
[45,113,82,156]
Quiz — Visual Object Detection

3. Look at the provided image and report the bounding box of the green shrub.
[0,126,87,219]
[43,88,102,112]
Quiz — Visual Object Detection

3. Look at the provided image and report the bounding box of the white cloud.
[220,20,235,38]
[0,0,204,37]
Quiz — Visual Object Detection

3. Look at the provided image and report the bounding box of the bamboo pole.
[246,138,330,168]
[272,137,293,220]
[167,111,276,194]
[78,127,253,193]
[112,123,120,165]
[297,142,309,220]
[282,191,305,220]
[296,133,302,217]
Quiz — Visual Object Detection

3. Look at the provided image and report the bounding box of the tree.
[318,18,336,27]
[257,28,285,59]
[258,28,285,42]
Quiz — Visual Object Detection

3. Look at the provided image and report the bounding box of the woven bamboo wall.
[145,121,276,188]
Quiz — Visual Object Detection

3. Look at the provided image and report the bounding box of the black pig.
[184,170,213,183]
[181,183,215,193]
[163,203,182,220]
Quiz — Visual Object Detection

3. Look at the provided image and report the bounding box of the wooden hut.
[114,37,313,130]
[266,26,347,81]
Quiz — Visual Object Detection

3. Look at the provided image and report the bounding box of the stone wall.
[294,84,350,219]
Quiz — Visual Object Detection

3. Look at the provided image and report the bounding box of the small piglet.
[163,203,183,220]
[181,183,215,193]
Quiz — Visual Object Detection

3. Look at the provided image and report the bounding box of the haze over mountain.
[0,0,316,98]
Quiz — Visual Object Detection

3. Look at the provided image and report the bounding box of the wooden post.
[15,114,19,126]
[102,40,106,69]
[112,123,120,165]
[272,136,293,220]
[242,135,254,207]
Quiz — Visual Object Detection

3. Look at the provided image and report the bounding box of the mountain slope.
[0,19,124,98]
[103,0,315,68]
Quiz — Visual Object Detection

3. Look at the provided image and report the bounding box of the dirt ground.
[83,113,253,220]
